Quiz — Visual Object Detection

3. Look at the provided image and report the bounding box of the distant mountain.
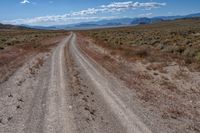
[131,17,164,25]
[17,12,200,30]
[20,24,57,30]
[75,23,99,27]
[0,23,29,29]
[65,12,200,29]
[185,13,200,18]
[130,13,200,25]
[29,26,57,30]
[69,22,123,29]
[87,18,133,25]
[154,13,200,21]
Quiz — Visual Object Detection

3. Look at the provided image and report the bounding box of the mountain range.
[1,12,200,30]
[0,23,30,29]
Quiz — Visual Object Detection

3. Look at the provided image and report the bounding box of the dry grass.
[80,18,200,71]
[0,29,68,50]
[0,28,68,83]
[77,19,200,132]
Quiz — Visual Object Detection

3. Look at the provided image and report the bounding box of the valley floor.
[0,32,199,133]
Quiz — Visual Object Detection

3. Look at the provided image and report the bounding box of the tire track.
[0,33,153,133]
[42,34,75,133]
[70,33,152,133]
[65,34,126,133]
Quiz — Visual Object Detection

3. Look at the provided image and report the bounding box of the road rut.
[0,33,152,133]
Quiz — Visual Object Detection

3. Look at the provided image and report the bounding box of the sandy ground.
[77,33,200,133]
[0,33,153,133]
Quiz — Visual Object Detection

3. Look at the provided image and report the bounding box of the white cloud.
[8,1,166,25]
[101,1,166,10]
[20,0,30,4]
[4,16,118,26]
[138,13,153,17]
[71,8,99,16]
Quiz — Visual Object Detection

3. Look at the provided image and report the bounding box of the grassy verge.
[0,28,68,83]
[78,18,200,132]
[0,29,68,50]
[80,18,200,71]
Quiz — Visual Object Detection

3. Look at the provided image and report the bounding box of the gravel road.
[0,33,152,133]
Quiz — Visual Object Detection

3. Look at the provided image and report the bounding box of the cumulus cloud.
[20,0,30,4]
[5,16,118,26]
[138,13,153,17]
[101,1,166,10]
[8,1,166,25]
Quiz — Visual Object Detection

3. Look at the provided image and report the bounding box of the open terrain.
[0,18,199,133]
[0,27,68,83]
[0,31,153,133]
[78,18,200,132]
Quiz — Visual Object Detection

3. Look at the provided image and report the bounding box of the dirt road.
[0,33,152,133]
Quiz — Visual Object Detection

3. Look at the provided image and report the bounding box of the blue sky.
[0,0,200,26]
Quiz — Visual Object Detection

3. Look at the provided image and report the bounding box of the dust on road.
[0,33,152,133]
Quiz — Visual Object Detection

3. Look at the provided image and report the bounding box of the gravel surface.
[0,33,152,133]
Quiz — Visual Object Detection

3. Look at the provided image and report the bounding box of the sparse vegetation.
[77,18,200,133]
[0,29,68,49]
[81,18,200,71]
[0,28,68,83]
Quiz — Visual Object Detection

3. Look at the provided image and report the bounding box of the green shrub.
[6,42,12,46]
[135,48,149,58]
[174,46,185,54]
[195,52,200,61]
[1,38,6,42]
[157,43,165,50]
[163,46,175,53]
[0,46,4,50]
[183,48,198,57]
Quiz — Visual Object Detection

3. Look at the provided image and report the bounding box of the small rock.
[69,105,72,109]
[18,98,24,102]
[7,116,13,121]
[16,105,21,109]
[8,93,13,98]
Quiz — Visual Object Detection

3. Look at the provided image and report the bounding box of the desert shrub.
[150,40,160,45]
[6,42,12,46]
[103,55,111,60]
[163,39,171,45]
[0,46,4,50]
[104,38,108,42]
[135,48,149,58]
[195,52,200,61]
[185,58,193,64]
[12,40,20,44]
[174,46,185,54]
[123,48,149,58]
[157,43,165,50]
[1,38,6,42]
[163,46,175,53]
[84,18,200,71]
[147,56,158,62]
[183,48,198,57]
[123,50,135,57]
[185,40,192,45]
[110,51,116,55]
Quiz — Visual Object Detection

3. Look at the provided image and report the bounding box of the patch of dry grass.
[77,19,200,132]
[0,28,68,83]
[80,18,200,71]
[0,29,68,50]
